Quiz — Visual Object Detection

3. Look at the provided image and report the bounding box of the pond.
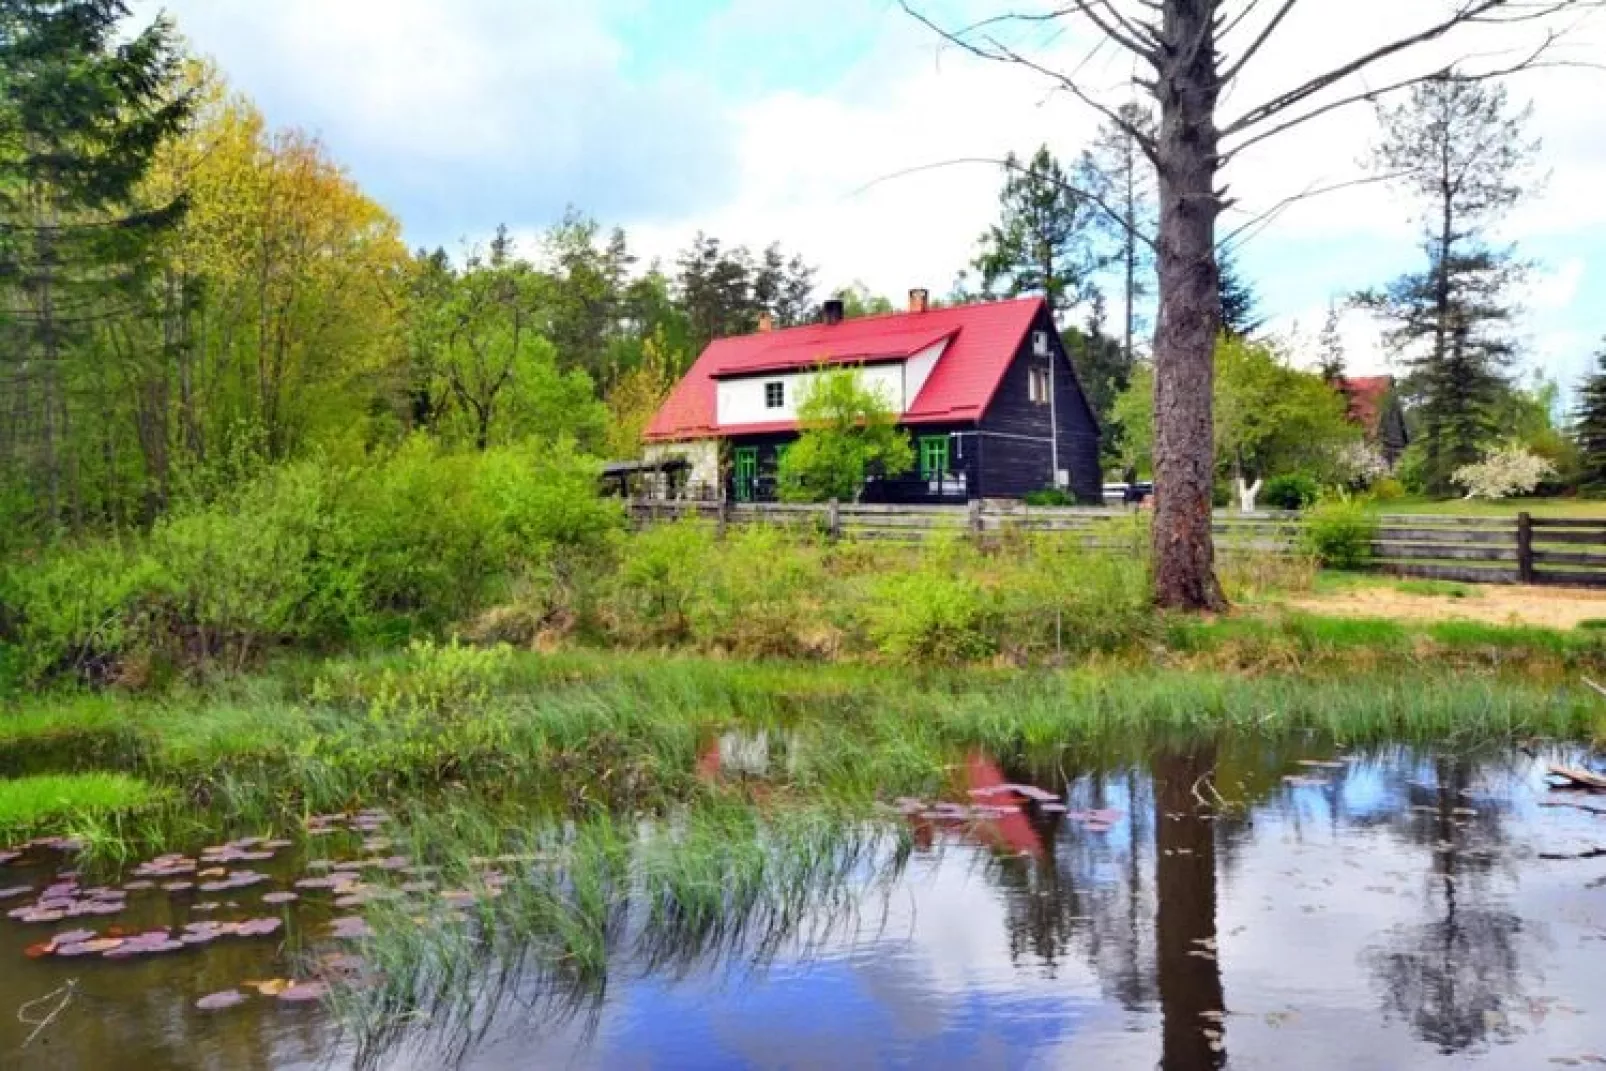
[4,739,1606,1069]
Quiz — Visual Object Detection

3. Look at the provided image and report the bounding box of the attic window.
[765,382,785,409]
[1028,363,1051,405]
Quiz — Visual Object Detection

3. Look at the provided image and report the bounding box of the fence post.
[827,498,841,542]
[968,499,984,542]
[716,497,730,541]
[1517,512,1535,584]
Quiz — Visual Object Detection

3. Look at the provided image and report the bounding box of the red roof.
[644,297,1046,442]
[1336,376,1395,436]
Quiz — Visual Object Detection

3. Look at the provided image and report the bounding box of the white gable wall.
[713,338,952,428]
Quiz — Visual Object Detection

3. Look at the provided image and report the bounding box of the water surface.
[6,740,1606,1069]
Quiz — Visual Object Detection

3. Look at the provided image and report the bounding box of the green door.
[734,447,759,502]
[919,436,950,480]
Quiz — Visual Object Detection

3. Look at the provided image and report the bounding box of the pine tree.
[973,146,1103,320]
[1217,249,1264,340]
[1359,75,1536,495]
[1317,301,1347,384]
[0,0,192,523]
[1574,340,1606,493]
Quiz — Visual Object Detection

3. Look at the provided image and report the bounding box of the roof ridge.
[719,294,1043,342]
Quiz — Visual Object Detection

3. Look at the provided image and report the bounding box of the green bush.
[1263,474,1321,511]
[1369,476,1406,503]
[687,526,828,658]
[862,543,996,663]
[994,537,1152,657]
[1303,499,1378,569]
[0,439,622,683]
[607,520,714,644]
[1023,488,1074,507]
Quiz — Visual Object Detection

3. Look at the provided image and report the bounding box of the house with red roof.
[1335,375,1411,464]
[643,291,1103,504]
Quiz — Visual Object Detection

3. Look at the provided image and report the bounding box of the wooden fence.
[624,499,1606,588]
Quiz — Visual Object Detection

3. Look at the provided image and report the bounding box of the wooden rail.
[624,500,1606,588]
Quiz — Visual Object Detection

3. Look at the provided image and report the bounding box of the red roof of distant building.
[1336,375,1395,436]
[644,297,1046,442]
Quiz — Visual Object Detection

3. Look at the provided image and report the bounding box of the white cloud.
[143,1,1606,386]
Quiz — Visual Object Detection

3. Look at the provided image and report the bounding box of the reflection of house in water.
[697,731,800,781]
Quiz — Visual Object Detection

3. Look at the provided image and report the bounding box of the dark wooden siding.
[977,306,1104,503]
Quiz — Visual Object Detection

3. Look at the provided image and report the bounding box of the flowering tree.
[1451,444,1554,500]
[1334,441,1391,490]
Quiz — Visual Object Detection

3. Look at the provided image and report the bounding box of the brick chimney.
[822,299,845,326]
[908,288,930,314]
[758,311,774,333]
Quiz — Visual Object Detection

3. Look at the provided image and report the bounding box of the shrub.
[1452,443,1556,500]
[1023,488,1074,507]
[862,545,996,663]
[0,543,171,684]
[1303,499,1378,569]
[607,520,714,644]
[686,526,827,657]
[994,538,1152,657]
[1369,477,1406,503]
[1262,474,1321,511]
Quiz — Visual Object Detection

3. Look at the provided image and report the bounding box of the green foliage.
[1113,337,1356,482]
[865,563,996,664]
[1263,474,1321,511]
[0,441,621,682]
[1369,476,1407,502]
[972,146,1100,315]
[1361,76,1535,495]
[1023,488,1075,506]
[1573,340,1606,493]
[1303,499,1378,569]
[777,367,914,502]
[0,774,163,839]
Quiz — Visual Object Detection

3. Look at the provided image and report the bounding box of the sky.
[133,0,1606,396]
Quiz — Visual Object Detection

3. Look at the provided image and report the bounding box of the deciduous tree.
[777,367,914,502]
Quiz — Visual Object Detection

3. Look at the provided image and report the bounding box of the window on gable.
[765,381,785,410]
[1028,363,1052,405]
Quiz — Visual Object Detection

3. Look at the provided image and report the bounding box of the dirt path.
[1290,584,1606,630]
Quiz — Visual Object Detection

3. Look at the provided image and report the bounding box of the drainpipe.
[1048,339,1061,488]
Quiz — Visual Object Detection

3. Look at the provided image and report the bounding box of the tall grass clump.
[0,773,164,839]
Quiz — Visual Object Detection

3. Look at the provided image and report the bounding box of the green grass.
[0,772,163,838]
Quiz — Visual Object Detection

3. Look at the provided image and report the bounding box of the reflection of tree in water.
[1365,754,1528,1054]
[985,748,1228,1068]
[1153,748,1226,1071]
[987,761,1158,1008]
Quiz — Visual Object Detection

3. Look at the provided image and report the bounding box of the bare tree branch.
[1221,34,1585,161]
[896,1,1161,163]
[1221,0,1601,137]
[1217,169,1412,251]
[851,156,1159,254]
[1219,0,1302,84]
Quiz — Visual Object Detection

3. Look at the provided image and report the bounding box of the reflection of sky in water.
[469,746,1606,1071]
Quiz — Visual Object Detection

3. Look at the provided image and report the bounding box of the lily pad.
[247,979,292,996]
[0,885,33,900]
[328,916,374,940]
[277,981,330,1004]
[197,990,248,1011]
[261,892,299,906]
[234,918,283,938]
[51,928,96,946]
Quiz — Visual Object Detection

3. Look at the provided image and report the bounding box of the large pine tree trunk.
[1151,0,1227,612]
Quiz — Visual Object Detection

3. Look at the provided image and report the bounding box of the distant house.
[1336,375,1411,464]
[642,292,1103,504]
